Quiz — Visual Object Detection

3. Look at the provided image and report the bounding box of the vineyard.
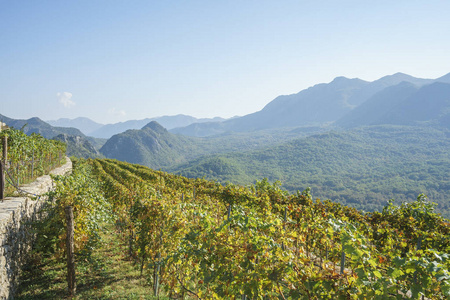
[33,156,450,299]
[0,128,66,197]
[3,128,448,299]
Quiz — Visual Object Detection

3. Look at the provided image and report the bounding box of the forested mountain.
[171,125,450,218]
[90,114,225,139]
[100,121,201,168]
[0,114,85,139]
[99,121,323,169]
[172,73,434,137]
[53,134,103,159]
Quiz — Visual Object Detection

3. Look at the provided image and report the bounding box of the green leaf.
[389,268,404,279]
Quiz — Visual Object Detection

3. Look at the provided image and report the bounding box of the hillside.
[17,157,450,299]
[172,125,450,218]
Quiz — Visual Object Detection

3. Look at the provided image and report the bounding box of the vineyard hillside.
[16,157,450,299]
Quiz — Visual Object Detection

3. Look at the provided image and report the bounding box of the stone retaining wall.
[0,158,72,300]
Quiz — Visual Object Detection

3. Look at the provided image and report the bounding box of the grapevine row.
[90,158,450,299]
[0,128,66,196]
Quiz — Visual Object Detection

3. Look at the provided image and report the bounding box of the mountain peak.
[331,76,351,83]
[392,72,408,76]
[27,117,45,125]
[376,72,411,82]
[142,121,167,133]
[329,76,367,88]
[373,72,432,87]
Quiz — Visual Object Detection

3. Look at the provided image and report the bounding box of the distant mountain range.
[21,71,450,141]
[47,117,104,136]
[0,114,85,139]
[98,76,450,180]
[171,72,450,136]
[48,114,226,138]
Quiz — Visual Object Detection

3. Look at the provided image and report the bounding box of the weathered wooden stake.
[0,161,4,201]
[1,136,6,200]
[140,252,146,276]
[128,227,134,258]
[413,236,423,284]
[416,236,422,251]
[31,150,35,178]
[154,252,161,296]
[65,206,76,296]
[227,204,232,229]
[3,135,7,162]
[282,207,287,251]
[16,163,20,187]
[154,229,163,296]
[340,251,345,274]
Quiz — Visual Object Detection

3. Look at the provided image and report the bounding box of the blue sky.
[1,0,450,124]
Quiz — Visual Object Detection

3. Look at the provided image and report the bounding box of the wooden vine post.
[65,206,76,297]
[31,150,35,178]
[0,158,3,200]
[227,204,232,229]
[154,230,163,296]
[1,135,7,200]
[282,207,287,251]
[340,251,346,274]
